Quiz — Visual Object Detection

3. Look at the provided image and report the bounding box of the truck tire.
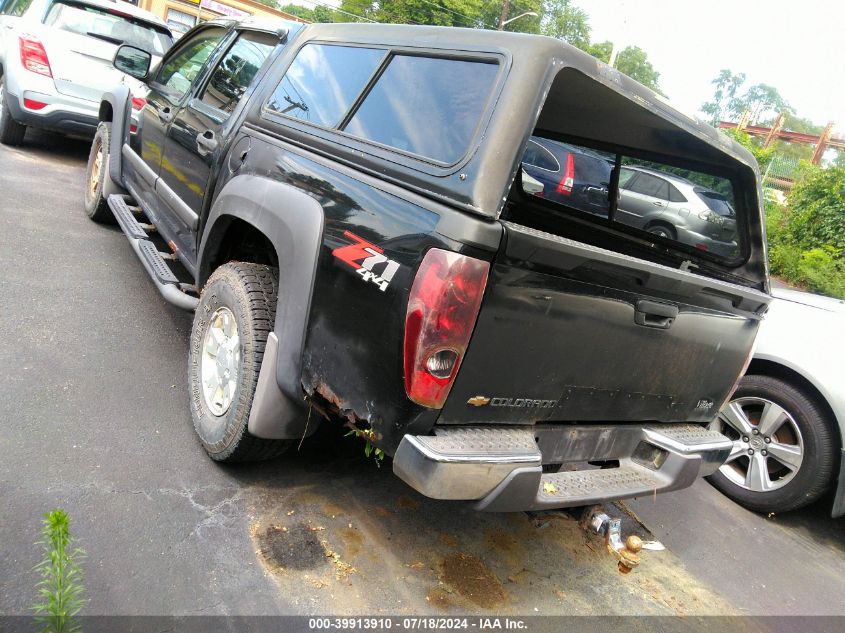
[0,75,27,146]
[84,122,123,223]
[707,374,838,513]
[189,262,291,462]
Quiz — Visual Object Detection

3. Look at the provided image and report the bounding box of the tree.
[700,70,793,126]
[587,42,660,92]
[539,0,589,49]
[339,0,488,27]
[279,3,338,22]
[701,69,747,125]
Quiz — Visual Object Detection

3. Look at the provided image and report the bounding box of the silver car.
[708,288,845,517]
[617,165,739,258]
[0,0,172,144]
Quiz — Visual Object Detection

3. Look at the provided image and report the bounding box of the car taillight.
[556,153,574,195]
[19,35,52,77]
[23,98,47,110]
[403,249,489,409]
[131,96,147,111]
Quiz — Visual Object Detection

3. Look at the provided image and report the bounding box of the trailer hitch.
[588,510,643,573]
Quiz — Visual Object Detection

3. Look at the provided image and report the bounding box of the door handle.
[157,105,173,123]
[635,300,678,329]
[196,130,218,155]
[652,201,665,206]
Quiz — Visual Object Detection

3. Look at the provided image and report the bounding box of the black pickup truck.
[84,18,771,512]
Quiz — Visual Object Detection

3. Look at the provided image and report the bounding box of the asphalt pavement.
[1,132,843,619]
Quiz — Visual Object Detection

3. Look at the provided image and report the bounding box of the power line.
[416,0,491,28]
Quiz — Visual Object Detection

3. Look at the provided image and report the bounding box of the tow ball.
[587,511,644,573]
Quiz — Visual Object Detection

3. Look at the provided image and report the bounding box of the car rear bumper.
[6,88,99,137]
[393,423,732,512]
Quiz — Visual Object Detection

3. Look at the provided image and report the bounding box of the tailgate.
[439,222,770,425]
[44,29,124,102]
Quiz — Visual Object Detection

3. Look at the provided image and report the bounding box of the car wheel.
[0,74,27,146]
[84,122,123,223]
[189,261,291,462]
[647,224,675,240]
[707,374,838,513]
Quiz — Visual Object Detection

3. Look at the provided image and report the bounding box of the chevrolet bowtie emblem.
[467,395,491,407]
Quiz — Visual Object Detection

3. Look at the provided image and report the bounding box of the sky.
[580,0,844,131]
[292,1,844,132]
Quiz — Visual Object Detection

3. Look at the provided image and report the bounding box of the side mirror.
[114,45,151,80]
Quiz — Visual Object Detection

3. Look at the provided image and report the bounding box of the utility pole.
[498,0,510,30]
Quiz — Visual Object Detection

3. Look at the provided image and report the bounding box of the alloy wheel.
[710,396,804,492]
[200,307,241,416]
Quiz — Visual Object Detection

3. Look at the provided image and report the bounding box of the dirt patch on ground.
[439,552,506,609]
[255,523,328,571]
[339,525,364,558]
[396,495,420,511]
[439,532,459,549]
[426,587,454,611]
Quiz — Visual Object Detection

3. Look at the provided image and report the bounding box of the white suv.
[0,0,172,144]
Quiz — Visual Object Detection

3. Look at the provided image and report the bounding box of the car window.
[43,1,172,55]
[519,141,742,262]
[266,44,385,127]
[344,55,499,164]
[627,172,669,200]
[697,189,735,217]
[156,27,226,101]
[523,140,559,171]
[618,167,636,189]
[668,183,687,203]
[199,31,276,116]
[5,0,34,16]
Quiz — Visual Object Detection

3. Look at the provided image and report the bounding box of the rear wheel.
[189,262,291,462]
[0,74,27,146]
[707,374,838,513]
[84,122,122,223]
[647,223,675,240]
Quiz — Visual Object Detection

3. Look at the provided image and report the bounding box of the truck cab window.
[199,31,276,116]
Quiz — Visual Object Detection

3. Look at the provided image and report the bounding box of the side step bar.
[393,424,732,512]
[108,194,198,311]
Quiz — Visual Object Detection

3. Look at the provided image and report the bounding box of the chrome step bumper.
[393,424,731,512]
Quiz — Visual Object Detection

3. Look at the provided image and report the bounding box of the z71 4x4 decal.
[332,231,400,292]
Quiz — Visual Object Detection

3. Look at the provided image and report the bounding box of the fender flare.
[100,85,131,187]
[198,174,325,439]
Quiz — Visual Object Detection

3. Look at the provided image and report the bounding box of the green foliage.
[279,3,339,22]
[33,510,86,633]
[340,0,489,27]
[345,427,386,464]
[722,128,774,172]
[701,69,792,126]
[765,165,845,299]
[539,0,589,47]
[787,165,845,253]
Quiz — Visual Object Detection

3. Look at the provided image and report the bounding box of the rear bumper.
[393,424,731,512]
[5,87,99,137]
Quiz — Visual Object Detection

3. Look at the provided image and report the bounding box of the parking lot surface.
[1,134,843,619]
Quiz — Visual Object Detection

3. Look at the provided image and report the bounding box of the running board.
[393,424,731,512]
[107,195,198,311]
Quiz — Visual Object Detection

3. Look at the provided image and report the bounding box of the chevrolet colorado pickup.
[84,18,771,512]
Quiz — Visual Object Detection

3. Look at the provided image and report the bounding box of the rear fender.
[198,174,325,438]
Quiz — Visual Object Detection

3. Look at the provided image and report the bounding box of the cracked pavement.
[1,132,844,619]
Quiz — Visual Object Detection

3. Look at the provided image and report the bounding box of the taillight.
[131,96,147,111]
[19,35,52,77]
[23,98,47,110]
[556,153,574,195]
[403,249,489,409]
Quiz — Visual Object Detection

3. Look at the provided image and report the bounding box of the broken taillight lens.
[403,248,489,408]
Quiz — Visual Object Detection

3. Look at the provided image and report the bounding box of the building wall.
[139,0,307,36]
